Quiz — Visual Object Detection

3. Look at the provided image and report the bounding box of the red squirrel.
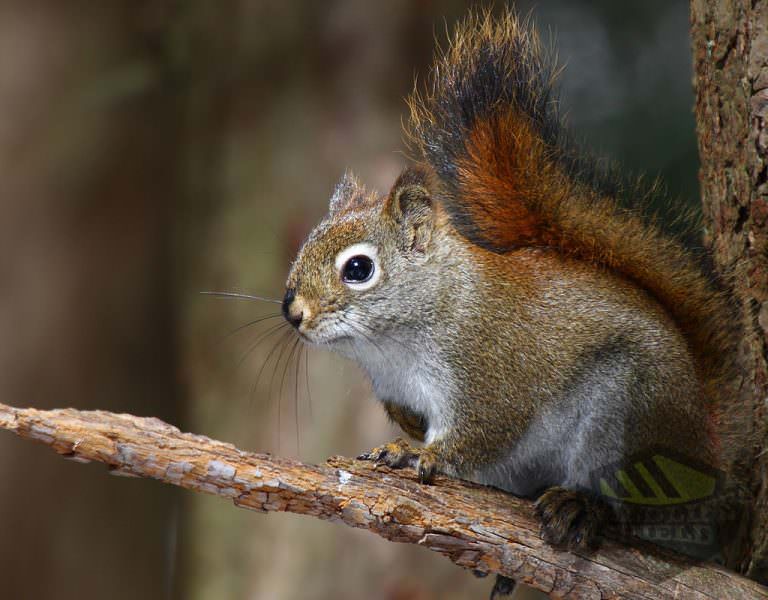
[281,9,741,594]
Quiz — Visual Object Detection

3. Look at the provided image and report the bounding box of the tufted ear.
[329,170,367,214]
[385,168,435,253]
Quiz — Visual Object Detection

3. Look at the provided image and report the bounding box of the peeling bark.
[690,0,768,581]
[0,403,765,600]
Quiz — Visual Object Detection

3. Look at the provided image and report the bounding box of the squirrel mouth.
[294,324,352,346]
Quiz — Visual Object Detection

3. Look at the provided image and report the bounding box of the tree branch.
[0,403,764,600]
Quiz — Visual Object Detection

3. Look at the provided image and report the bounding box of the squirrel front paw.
[357,438,441,484]
[357,438,418,468]
[534,487,608,550]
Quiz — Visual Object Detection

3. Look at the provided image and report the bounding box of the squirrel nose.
[282,288,303,328]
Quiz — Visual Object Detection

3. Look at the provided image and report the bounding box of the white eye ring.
[335,242,381,291]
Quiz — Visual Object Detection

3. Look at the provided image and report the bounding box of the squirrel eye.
[342,255,374,283]
[335,242,381,291]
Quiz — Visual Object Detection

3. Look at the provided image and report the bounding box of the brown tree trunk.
[0,3,184,598]
[690,0,768,582]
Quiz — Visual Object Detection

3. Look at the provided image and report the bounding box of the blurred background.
[0,1,698,599]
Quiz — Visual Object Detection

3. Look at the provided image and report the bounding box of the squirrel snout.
[282,288,304,328]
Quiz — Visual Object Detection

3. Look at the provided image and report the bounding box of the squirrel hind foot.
[489,574,516,599]
[534,487,609,551]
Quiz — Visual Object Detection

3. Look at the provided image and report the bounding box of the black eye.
[342,255,374,283]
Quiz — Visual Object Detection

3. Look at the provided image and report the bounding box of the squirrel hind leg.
[489,574,516,599]
[534,486,612,550]
[472,571,518,600]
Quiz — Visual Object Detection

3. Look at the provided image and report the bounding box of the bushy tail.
[406,9,732,390]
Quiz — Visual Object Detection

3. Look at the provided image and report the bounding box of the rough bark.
[0,403,764,600]
[690,0,768,581]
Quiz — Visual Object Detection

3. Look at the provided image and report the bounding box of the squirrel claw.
[357,438,419,469]
[534,487,607,551]
[416,449,440,484]
[358,439,444,484]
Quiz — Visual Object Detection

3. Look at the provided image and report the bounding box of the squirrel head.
[283,167,440,347]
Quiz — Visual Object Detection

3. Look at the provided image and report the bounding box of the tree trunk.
[0,3,184,598]
[690,0,768,582]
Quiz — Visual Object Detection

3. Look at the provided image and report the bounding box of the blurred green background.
[0,1,697,599]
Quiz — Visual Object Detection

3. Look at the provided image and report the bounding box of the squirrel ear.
[329,171,365,214]
[386,169,434,253]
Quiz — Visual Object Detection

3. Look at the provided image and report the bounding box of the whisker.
[294,338,301,457]
[277,336,302,457]
[303,345,313,423]
[341,316,389,360]
[269,329,296,453]
[200,291,282,304]
[271,330,295,401]
[217,314,283,346]
[356,317,415,354]
[237,321,287,370]
[247,324,292,429]
[251,327,290,397]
